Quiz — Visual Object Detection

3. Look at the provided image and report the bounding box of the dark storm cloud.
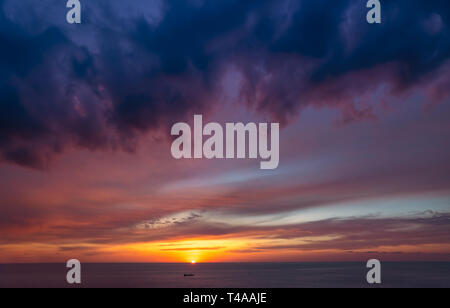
[1,0,450,167]
[0,1,111,168]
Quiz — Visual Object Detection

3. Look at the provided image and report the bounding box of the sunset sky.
[1,0,450,263]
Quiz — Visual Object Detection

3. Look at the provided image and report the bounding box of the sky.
[0,0,450,263]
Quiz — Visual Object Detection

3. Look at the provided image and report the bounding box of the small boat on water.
[184,273,195,277]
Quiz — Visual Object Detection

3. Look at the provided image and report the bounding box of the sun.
[191,260,196,264]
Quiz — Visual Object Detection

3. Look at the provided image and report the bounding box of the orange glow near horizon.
[2,237,450,263]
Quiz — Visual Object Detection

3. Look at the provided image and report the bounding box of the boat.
[184,273,195,277]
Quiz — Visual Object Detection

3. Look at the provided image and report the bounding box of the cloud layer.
[1,0,449,168]
[0,0,450,262]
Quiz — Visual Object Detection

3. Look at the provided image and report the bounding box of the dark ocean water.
[0,262,449,288]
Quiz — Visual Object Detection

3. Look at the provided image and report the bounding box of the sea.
[0,262,449,288]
